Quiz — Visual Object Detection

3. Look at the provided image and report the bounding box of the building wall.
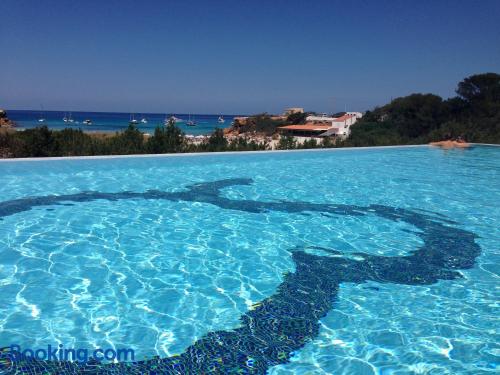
[283,112,363,138]
[346,112,363,119]
[284,108,305,116]
[306,115,336,123]
[332,115,360,136]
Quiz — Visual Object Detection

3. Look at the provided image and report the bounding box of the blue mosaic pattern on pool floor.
[0,178,482,374]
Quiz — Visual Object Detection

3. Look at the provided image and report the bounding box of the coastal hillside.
[340,73,500,146]
[225,73,499,147]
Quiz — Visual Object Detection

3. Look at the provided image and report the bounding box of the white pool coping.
[0,143,497,162]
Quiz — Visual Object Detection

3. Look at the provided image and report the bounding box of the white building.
[346,111,363,119]
[304,112,362,137]
[305,114,337,122]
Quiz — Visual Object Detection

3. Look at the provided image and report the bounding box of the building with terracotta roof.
[279,112,362,138]
[278,123,332,137]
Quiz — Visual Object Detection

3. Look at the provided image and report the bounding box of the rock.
[0,109,15,128]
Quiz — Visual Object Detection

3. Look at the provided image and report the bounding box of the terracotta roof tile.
[332,114,355,122]
[278,123,331,131]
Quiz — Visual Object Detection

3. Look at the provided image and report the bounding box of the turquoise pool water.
[0,146,498,374]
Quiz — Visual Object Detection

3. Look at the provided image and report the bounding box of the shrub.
[277,135,297,150]
[147,124,186,154]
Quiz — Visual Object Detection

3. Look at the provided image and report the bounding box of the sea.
[5,110,238,136]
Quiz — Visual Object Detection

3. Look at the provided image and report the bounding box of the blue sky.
[1,0,499,114]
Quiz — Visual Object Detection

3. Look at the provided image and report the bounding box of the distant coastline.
[5,110,237,136]
[1,73,498,158]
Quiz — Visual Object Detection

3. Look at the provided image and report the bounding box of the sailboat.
[186,114,197,126]
[129,113,138,125]
[38,105,46,123]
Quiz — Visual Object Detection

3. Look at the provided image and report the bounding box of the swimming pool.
[0,145,498,374]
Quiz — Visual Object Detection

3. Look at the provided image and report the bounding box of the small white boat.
[38,105,46,122]
[186,114,197,126]
[83,119,92,125]
[129,114,138,125]
[218,115,225,124]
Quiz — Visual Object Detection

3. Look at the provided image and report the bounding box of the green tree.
[147,124,186,153]
[286,112,308,125]
[300,138,319,149]
[457,73,500,103]
[321,137,334,148]
[244,114,286,135]
[53,128,100,156]
[277,135,297,150]
[385,94,445,138]
[107,124,145,154]
[456,73,500,117]
[18,126,58,157]
[227,137,268,151]
[205,128,228,151]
